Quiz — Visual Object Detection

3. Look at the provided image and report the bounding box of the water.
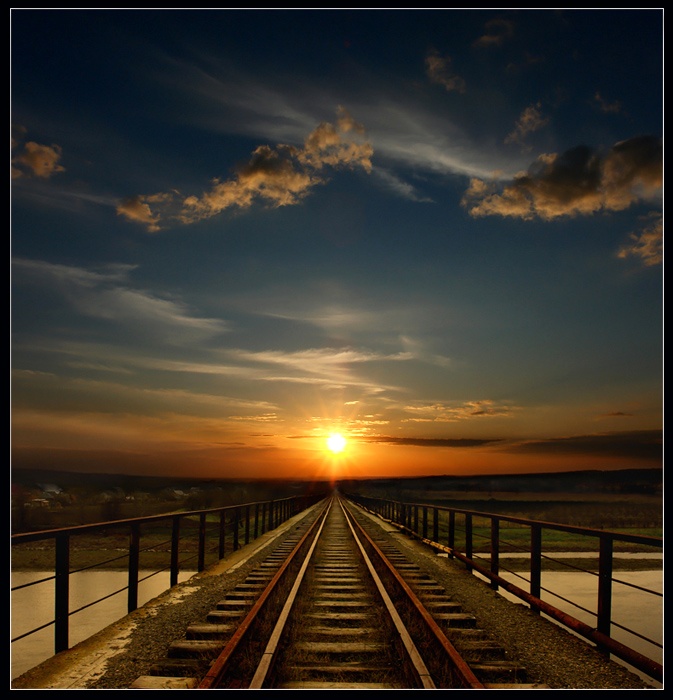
[471,565,663,688]
[11,569,195,681]
[12,564,663,686]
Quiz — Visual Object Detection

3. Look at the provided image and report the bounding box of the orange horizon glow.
[10,436,661,482]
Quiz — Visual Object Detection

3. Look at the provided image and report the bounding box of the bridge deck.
[11,504,655,690]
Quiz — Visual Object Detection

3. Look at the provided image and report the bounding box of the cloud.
[402,400,517,423]
[504,430,662,461]
[118,107,373,231]
[473,18,515,48]
[461,135,662,220]
[361,436,503,448]
[594,92,622,114]
[12,137,66,180]
[12,370,279,420]
[12,258,227,341]
[617,212,663,267]
[372,167,434,202]
[116,193,172,233]
[504,102,549,149]
[224,347,412,391]
[143,54,526,181]
[425,49,466,93]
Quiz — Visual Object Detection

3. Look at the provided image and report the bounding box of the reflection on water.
[11,569,195,681]
[473,567,663,688]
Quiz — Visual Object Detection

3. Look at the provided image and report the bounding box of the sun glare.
[326,432,347,454]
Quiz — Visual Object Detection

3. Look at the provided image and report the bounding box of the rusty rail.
[345,492,662,684]
[11,493,326,656]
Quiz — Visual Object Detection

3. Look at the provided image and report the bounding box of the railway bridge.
[11,492,662,690]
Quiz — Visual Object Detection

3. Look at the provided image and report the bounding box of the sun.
[326,432,347,454]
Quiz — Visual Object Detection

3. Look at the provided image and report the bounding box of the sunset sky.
[11,10,663,482]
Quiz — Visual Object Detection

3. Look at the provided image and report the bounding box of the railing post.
[128,522,140,613]
[198,512,206,572]
[490,517,500,590]
[448,510,455,557]
[54,532,70,653]
[233,508,240,551]
[218,511,226,559]
[465,514,473,571]
[530,524,542,614]
[422,506,428,539]
[260,502,266,534]
[433,507,439,543]
[413,505,419,534]
[254,503,260,539]
[597,534,614,653]
[245,505,250,545]
[268,501,274,531]
[170,515,181,587]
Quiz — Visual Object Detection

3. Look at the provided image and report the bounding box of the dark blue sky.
[11,9,662,480]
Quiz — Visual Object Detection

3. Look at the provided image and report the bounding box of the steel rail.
[211,494,469,689]
[248,498,332,689]
[197,500,330,689]
[337,497,437,689]
[342,499,486,689]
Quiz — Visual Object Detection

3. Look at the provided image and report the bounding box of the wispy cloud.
[504,102,549,150]
[461,135,662,220]
[425,49,466,93]
[142,51,525,182]
[617,212,663,267]
[224,347,412,392]
[117,107,373,231]
[402,399,518,423]
[361,436,503,448]
[372,167,434,202]
[473,17,515,48]
[25,340,411,395]
[593,92,622,114]
[12,259,228,341]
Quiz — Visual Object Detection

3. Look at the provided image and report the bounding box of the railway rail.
[130,495,546,690]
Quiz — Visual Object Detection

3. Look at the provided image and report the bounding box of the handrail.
[344,492,662,684]
[11,493,325,659]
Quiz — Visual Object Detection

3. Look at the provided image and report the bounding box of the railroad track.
[131,495,547,690]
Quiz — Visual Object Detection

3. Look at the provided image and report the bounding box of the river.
[11,569,196,681]
[471,563,663,688]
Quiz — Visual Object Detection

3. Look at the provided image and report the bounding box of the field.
[11,468,662,571]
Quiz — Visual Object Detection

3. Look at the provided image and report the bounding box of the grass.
[11,486,662,572]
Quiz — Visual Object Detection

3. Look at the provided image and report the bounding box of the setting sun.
[326,433,347,454]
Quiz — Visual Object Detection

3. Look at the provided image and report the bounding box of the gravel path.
[12,502,659,690]
[368,514,658,690]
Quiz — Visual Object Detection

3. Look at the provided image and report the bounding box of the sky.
[10,9,663,482]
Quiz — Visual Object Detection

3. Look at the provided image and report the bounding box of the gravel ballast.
[11,502,660,690]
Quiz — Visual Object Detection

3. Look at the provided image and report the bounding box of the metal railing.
[345,492,663,685]
[11,493,325,657]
